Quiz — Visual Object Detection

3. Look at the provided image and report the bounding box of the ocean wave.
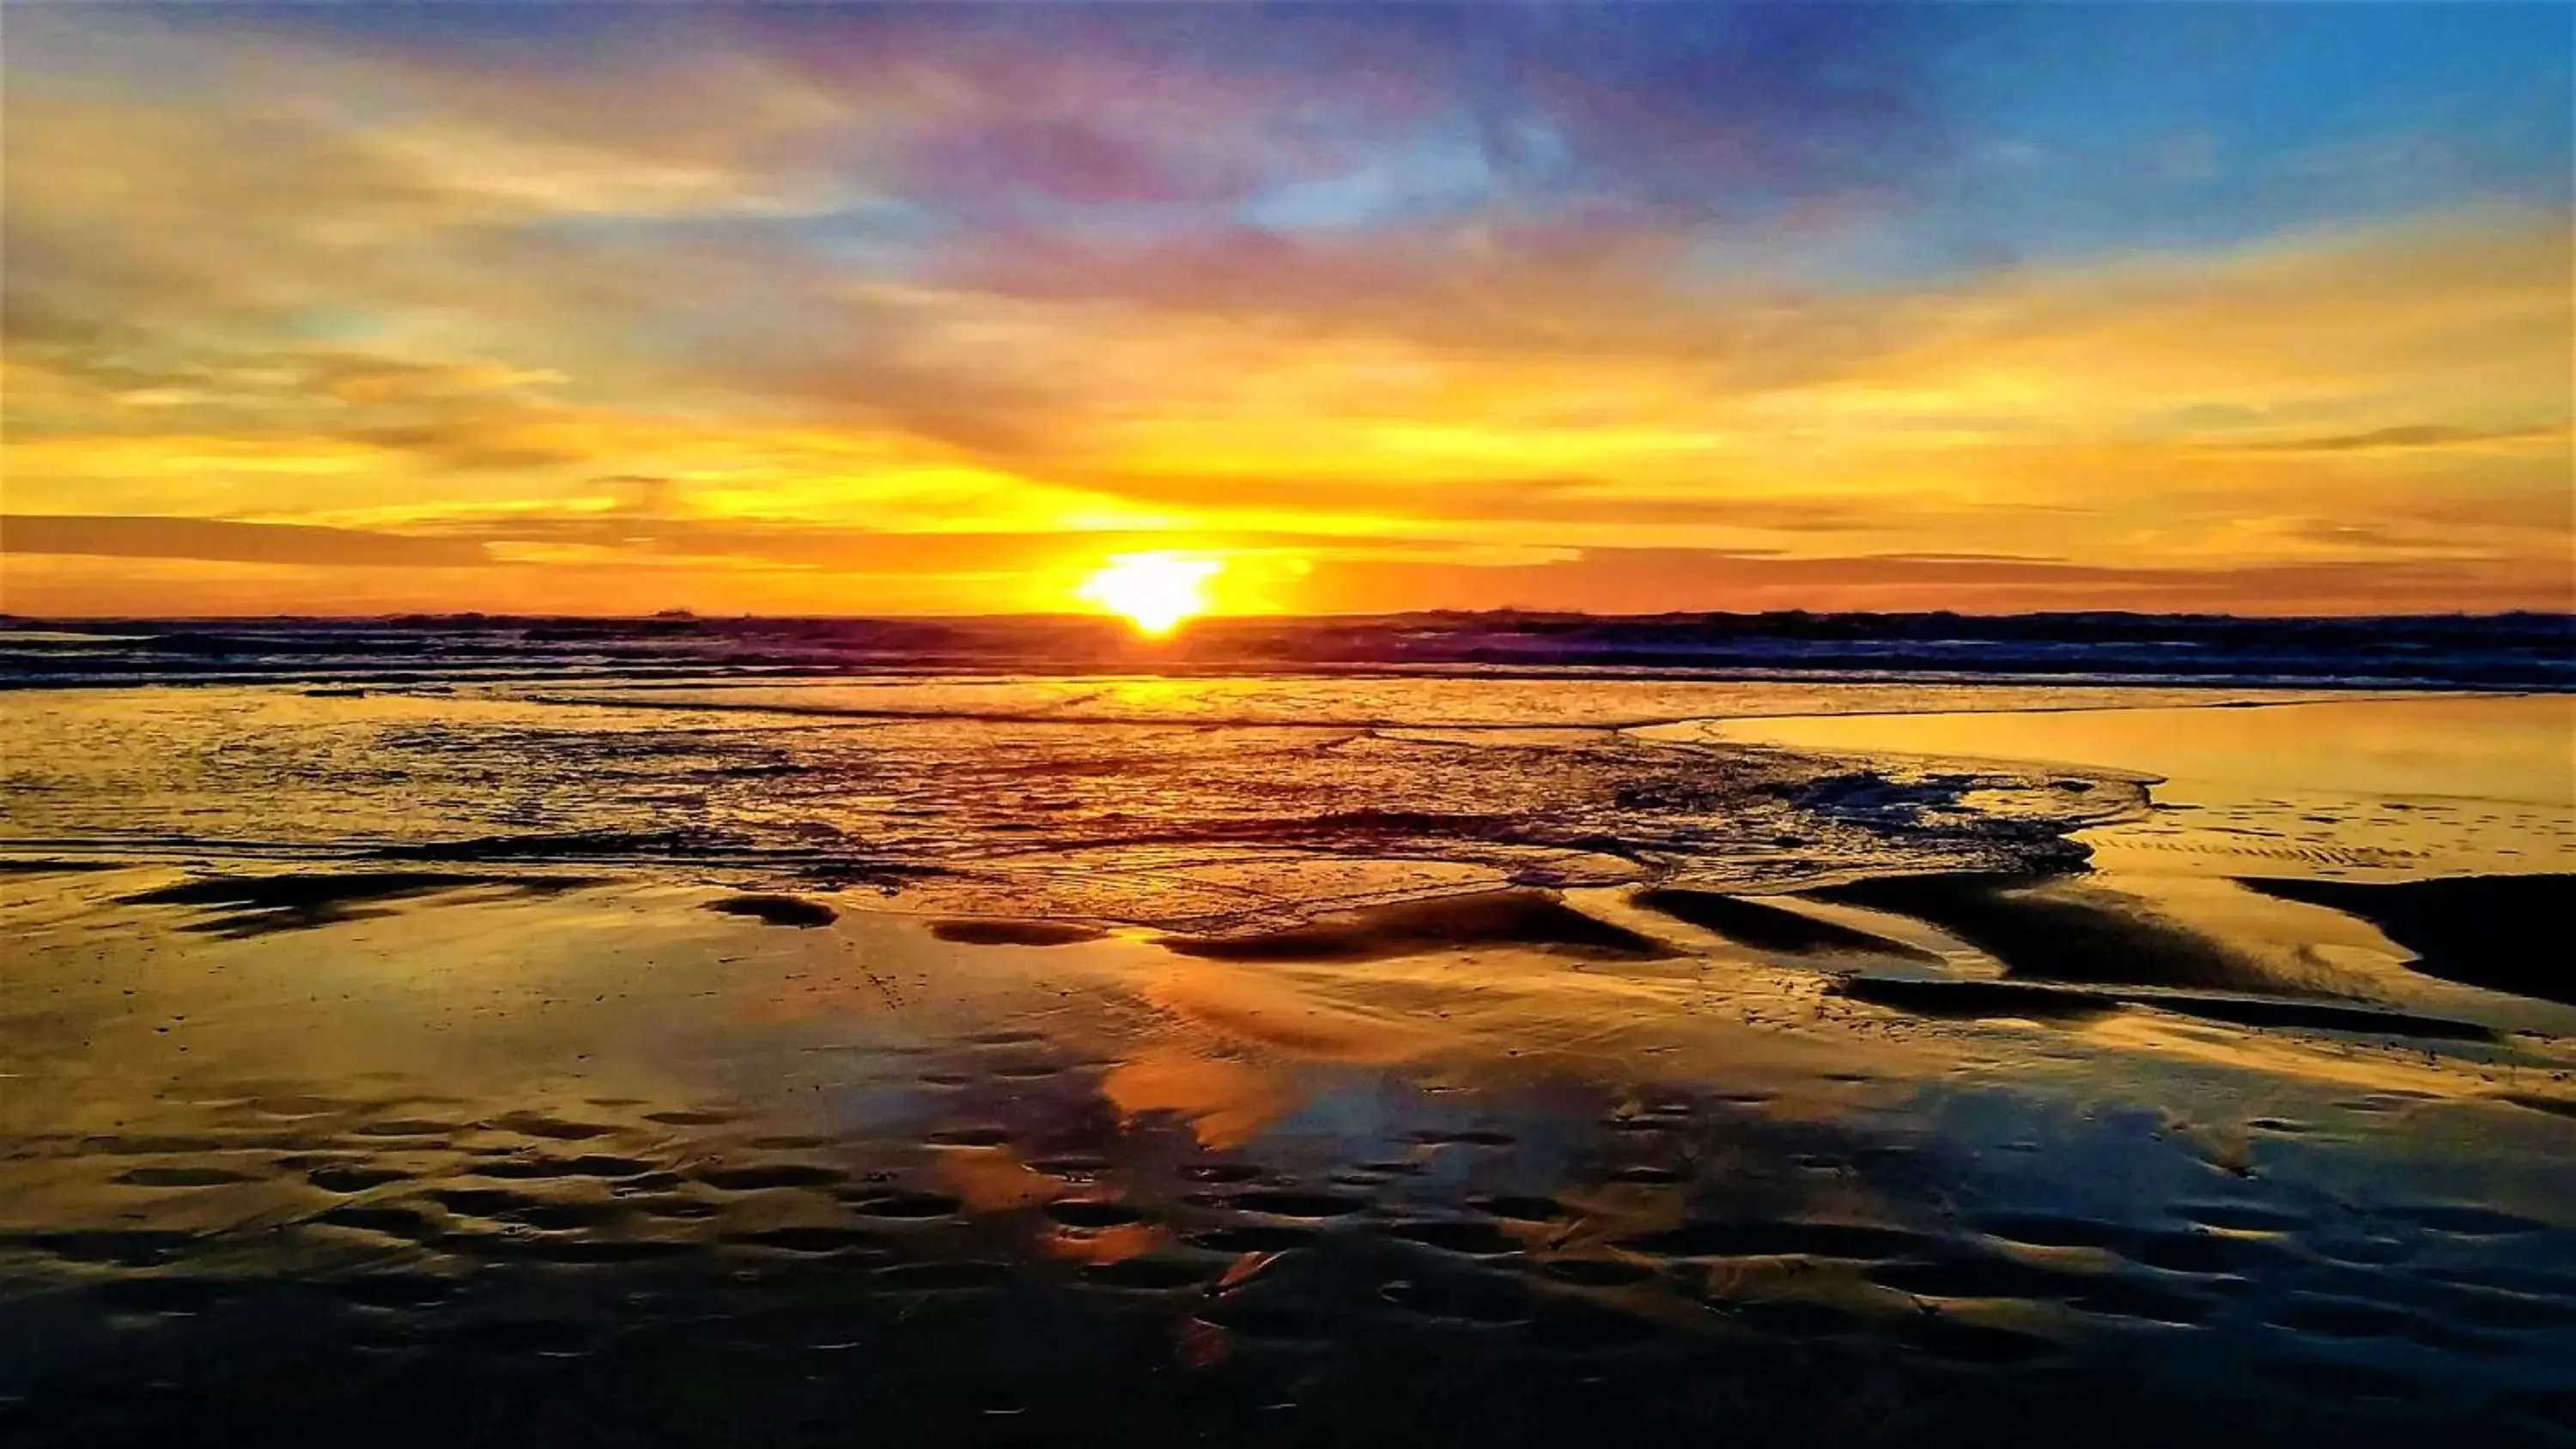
[0,681,2150,931]
[6,611,2569,689]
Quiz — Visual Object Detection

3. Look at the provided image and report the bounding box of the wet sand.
[3,688,2572,1446]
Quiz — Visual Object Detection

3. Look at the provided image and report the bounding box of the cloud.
[0,512,1388,580]
[904,117,1252,208]
[1,7,2566,616]
[2222,423,2566,453]
[739,3,1960,218]
[2,515,491,568]
[1297,547,2573,617]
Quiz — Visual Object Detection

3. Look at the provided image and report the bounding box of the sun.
[1077,552,1222,636]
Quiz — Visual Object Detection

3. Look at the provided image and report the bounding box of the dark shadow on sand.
[1832,975,2495,1041]
[1157,888,1673,963]
[1807,872,2283,993]
[119,871,598,937]
[1637,888,1942,962]
[931,918,1109,947]
[706,894,840,928]
[2240,874,2574,1006]
[0,858,125,876]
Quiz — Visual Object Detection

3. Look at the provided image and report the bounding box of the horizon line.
[5,608,2569,627]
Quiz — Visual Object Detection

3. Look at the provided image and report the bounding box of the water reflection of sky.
[3,691,2573,1441]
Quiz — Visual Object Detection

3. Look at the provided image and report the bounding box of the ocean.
[2,613,2570,1446]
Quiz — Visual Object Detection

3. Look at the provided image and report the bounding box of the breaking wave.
[0,678,2152,931]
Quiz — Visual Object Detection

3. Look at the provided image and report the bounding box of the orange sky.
[3,5,2569,617]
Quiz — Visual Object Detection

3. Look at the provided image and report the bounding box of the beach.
[9,1,2570,1440]
[2,663,2571,1446]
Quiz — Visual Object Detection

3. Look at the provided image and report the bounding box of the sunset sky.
[3,3,2569,618]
